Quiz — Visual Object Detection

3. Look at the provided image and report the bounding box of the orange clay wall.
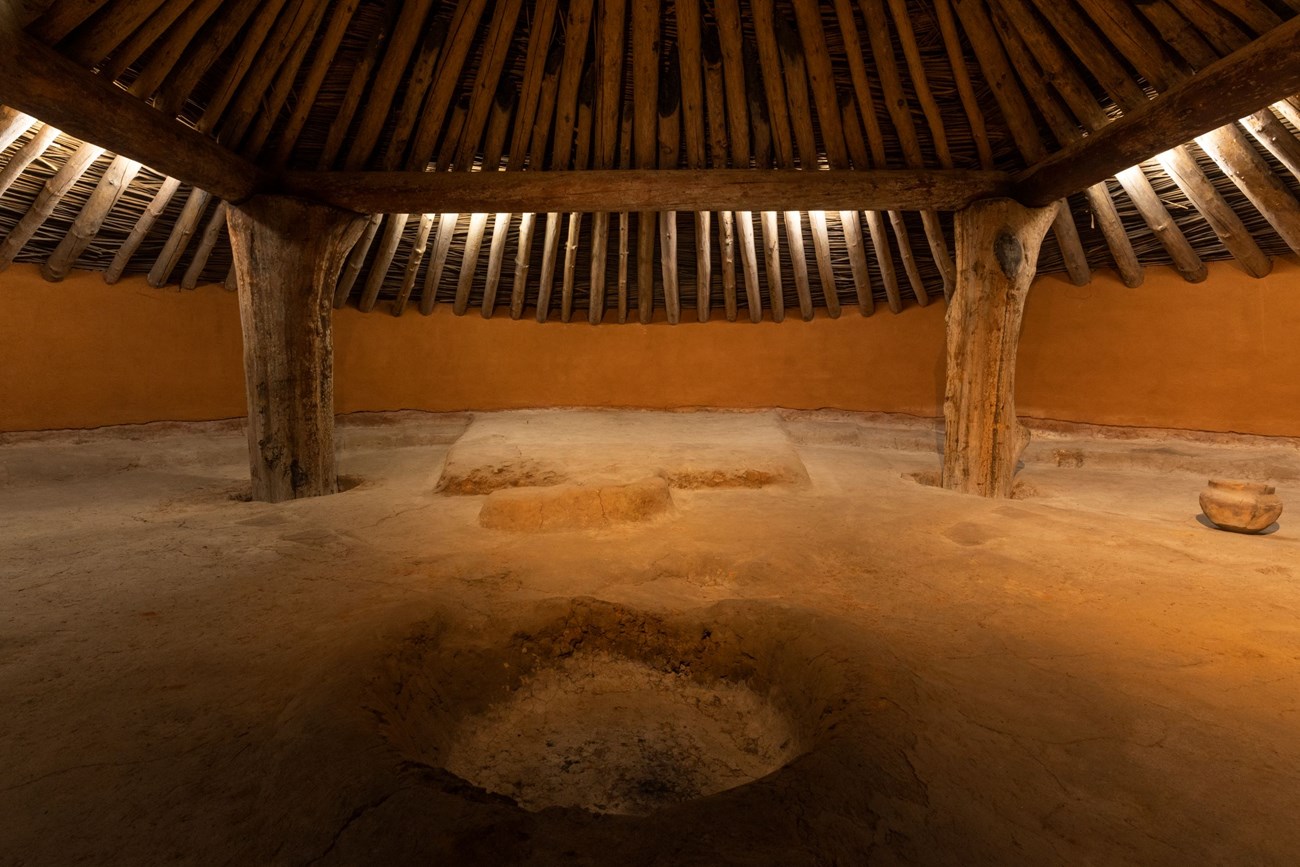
[1,257,1298,436]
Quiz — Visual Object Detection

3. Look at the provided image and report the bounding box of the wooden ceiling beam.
[1078,2,1278,278]
[712,0,751,167]
[831,0,887,168]
[318,20,387,170]
[503,42,562,319]
[971,0,1091,288]
[0,24,261,203]
[673,0,703,324]
[933,0,994,170]
[785,12,850,316]
[103,177,180,283]
[271,0,363,167]
[534,0,594,321]
[858,0,953,300]
[406,0,489,172]
[1130,1,1300,257]
[452,0,524,169]
[1015,15,1300,206]
[189,1,291,130]
[832,0,904,313]
[274,168,1011,215]
[1054,0,1300,265]
[0,107,34,152]
[744,2,790,319]
[547,0,594,171]
[981,0,1143,287]
[462,87,517,318]
[1167,0,1253,55]
[0,124,58,201]
[791,2,849,168]
[128,0,225,102]
[310,0,413,302]
[949,0,1048,162]
[0,141,103,271]
[42,152,141,280]
[481,93,520,318]
[595,0,626,171]
[790,3,873,317]
[382,17,449,171]
[703,29,739,321]
[27,0,113,44]
[166,0,332,289]
[751,0,794,169]
[154,0,268,118]
[344,0,439,170]
[97,0,187,81]
[506,0,561,169]
[62,0,171,66]
[841,96,903,313]
[631,0,660,323]
[989,0,1206,282]
[1206,0,1284,35]
[883,0,951,168]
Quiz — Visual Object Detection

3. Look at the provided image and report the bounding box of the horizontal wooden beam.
[1015,16,1300,207]
[275,168,1013,214]
[0,23,261,203]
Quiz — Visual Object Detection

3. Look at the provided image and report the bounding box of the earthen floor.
[1,409,1297,866]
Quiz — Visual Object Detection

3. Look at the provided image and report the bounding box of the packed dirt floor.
[1,409,1298,866]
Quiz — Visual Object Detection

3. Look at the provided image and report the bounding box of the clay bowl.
[1199,479,1283,534]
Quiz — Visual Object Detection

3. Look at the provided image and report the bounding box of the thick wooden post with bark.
[942,198,1059,497]
[226,196,367,503]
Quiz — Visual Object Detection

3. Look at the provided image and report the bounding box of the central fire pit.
[442,652,798,815]
[336,598,906,862]
[371,598,848,820]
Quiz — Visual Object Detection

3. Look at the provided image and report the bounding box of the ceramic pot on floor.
[1199,479,1283,534]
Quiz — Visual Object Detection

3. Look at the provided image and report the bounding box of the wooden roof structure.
[2,0,1300,324]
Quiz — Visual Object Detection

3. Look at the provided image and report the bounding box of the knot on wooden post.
[994,230,1023,278]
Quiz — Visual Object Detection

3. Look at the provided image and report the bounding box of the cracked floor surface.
[1,409,1298,865]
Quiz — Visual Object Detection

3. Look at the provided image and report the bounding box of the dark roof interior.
[2,0,1299,322]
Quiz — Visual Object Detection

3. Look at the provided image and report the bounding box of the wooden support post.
[942,198,1058,498]
[226,196,367,503]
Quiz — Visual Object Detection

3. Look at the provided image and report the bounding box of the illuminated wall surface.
[1,258,1298,436]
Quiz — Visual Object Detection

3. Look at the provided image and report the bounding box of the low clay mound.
[478,477,673,531]
[436,410,809,494]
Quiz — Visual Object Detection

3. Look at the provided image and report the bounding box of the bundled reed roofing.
[1,0,1299,323]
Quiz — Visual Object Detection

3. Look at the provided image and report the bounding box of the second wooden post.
[226,196,367,503]
[941,198,1059,498]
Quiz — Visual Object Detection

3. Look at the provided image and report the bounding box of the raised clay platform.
[435,409,810,494]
